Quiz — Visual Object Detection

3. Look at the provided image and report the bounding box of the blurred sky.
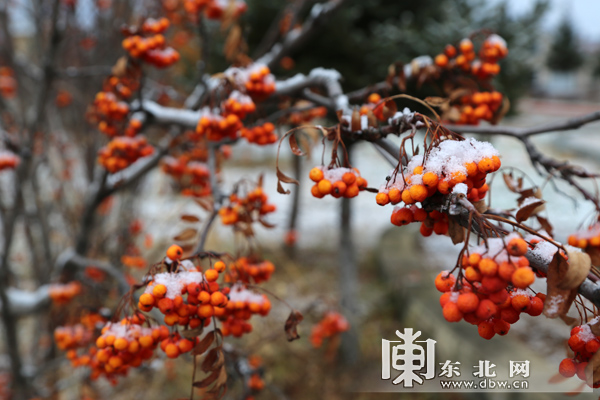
[498,0,600,42]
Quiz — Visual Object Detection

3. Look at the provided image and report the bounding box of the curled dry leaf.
[284,309,304,342]
[543,249,591,318]
[181,326,204,339]
[473,200,488,214]
[447,218,465,245]
[515,199,545,223]
[193,331,215,356]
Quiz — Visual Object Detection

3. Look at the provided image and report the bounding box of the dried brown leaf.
[543,251,578,318]
[502,172,521,193]
[473,200,488,214]
[193,369,220,388]
[448,218,465,245]
[516,199,545,223]
[424,96,449,108]
[351,108,361,131]
[284,309,304,342]
[194,198,214,212]
[181,214,201,223]
[584,350,600,386]
[558,249,591,291]
[112,56,128,77]
[193,331,214,356]
[174,228,197,241]
[536,216,554,237]
[589,318,600,336]
[181,326,204,339]
[585,246,600,266]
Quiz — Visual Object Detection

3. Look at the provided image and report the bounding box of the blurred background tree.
[242,0,549,110]
[546,17,584,73]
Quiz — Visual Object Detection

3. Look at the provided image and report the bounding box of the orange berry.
[526,296,544,316]
[311,184,324,198]
[317,179,332,195]
[165,343,180,358]
[413,207,427,222]
[210,291,227,307]
[434,272,456,292]
[342,172,356,185]
[467,253,481,267]
[478,158,494,174]
[498,261,516,281]
[376,192,390,206]
[197,304,214,319]
[152,284,167,298]
[166,244,183,260]
[558,358,576,378]
[214,261,226,273]
[511,294,530,312]
[331,181,347,197]
[586,339,600,354]
[500,307,520,324]
[465,162,478,176]
[204,269,219,282]
[481,276,505,293]
[476,299,497,320]
[493,319,510,335]
[511,267,535,289]
[388,188,402,204]
[139,293,155,307]
[456,292,479,313]
[114,337,128,350]
[435,54,449,68]
[309,167,324,182]
[479,258,498,276]
[391,207,414,226]
[433,221,448,235]
[409,184,428,202]
[507,237,528,256]
[420,223,433,237]
[459,38,474,53]
[422,172,438,189]
[491,155,501,171]
[568,335,586,352]
[198,291,211,304]
[178,338,194,353]
[443,302,463,322]
[438,180,450,194]
[439,292,452,307]
[477,320,495,340]
[464,266,482,282]
[413,166,424,175]
[367,93,381,104]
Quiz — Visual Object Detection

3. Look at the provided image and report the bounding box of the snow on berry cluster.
[559,319,600,388]
[224,63,276,100]
[377,137,500,233]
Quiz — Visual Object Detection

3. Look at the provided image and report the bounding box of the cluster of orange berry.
[97,136,154,173]
[219,187,276,225]
[219,283,271,338]
[195,109,243,141]
[288,105,328,125]
[122,18,180,68]
[227,257,275,284]
[389,206,450,235]
[240,122,277,145]
[568,223,600,251]
[224,64,276,100]
[436,236,541,339]
[0,151,20,171]
[309,167,368,199]
[49,281,82,305]
[102,74,139,100]
[54,313,106,352]
[223,91,256,119]
[138,248,230,330]
[559,321,600,387]
[91,316,163,380]
[455,91,504,125]
[310,311,350,348]
[162,156,212,197]
[434,34,507,78]
[93,92,130,137]
[376,138,499,213]
[0,67,16,99]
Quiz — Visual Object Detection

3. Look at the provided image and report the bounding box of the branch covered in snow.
[273,68,348,111]
[0,286,51,316]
